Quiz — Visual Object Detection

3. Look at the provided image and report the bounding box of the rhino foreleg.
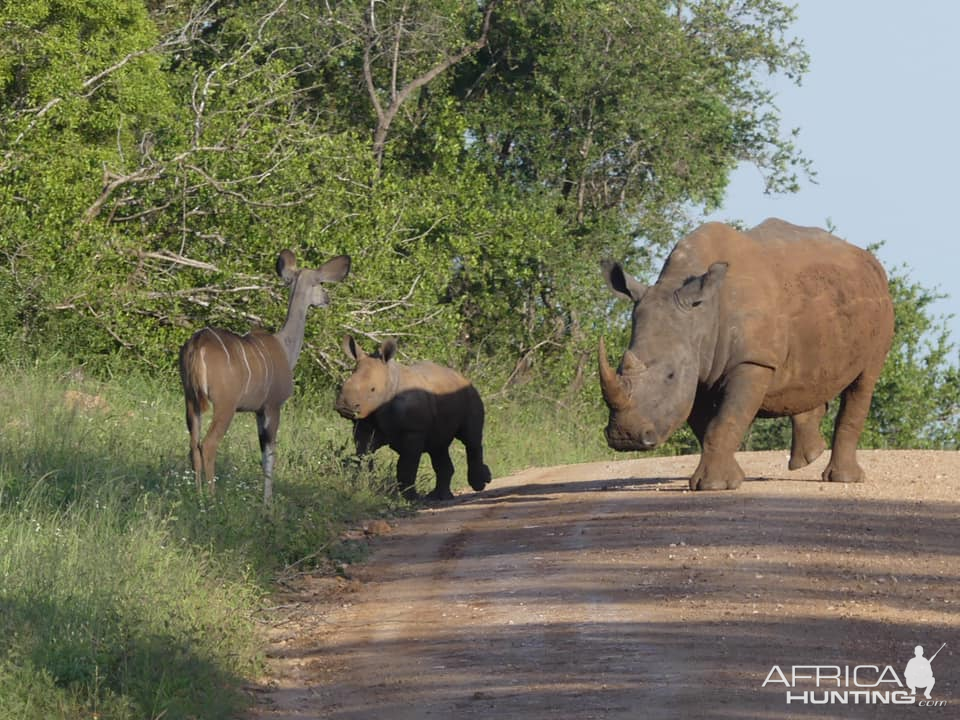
[426,448,455,500]
[690,364,774,491]
[789,404,827,470]
[395,436,425,500]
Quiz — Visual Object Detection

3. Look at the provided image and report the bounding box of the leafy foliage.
[0,0,955,448]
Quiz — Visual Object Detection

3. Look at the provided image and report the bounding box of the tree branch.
[370,0,500,168]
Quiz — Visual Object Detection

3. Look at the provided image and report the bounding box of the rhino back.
[666,220,893,411]
[374,362,479,444]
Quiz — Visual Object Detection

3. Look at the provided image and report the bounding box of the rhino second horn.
[621,350,645,373]
[598,337,630,410]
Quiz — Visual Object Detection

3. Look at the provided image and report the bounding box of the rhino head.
[599,259,728,451]
[335,335,398,420]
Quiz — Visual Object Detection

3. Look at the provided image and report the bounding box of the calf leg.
[395,435,425,500]
[458,398,492,492]
[426,448,455,501]
[788,403,828,470]
[458,431,491,492]
[257,407,281,503]
[690,364,773,490]
[823,368,879,483]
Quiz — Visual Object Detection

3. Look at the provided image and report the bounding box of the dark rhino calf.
[599,218,894,491]
[335,336,492,500]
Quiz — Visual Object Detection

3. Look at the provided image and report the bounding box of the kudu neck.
[273,290,310,372]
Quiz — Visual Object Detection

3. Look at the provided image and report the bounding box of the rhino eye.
[667,371,675,381]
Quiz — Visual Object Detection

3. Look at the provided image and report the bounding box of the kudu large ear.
[675,262,728,310]
[316,254,351,283]
[342,334,365,361]
[379,338,398,363]
[601,260,647,303]
[277,250,298,285]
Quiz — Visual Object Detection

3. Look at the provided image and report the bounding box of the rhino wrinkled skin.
[599,219,894,491]
[335,336,492,500]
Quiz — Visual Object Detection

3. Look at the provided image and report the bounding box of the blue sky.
[705,2,959,350]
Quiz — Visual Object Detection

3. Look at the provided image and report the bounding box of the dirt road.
[251,450,959,719]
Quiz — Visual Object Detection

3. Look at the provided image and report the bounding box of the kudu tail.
[178,334,210,416]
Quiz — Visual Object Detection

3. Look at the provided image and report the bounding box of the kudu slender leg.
[257,407,280,503]
[185,400,204,492]
[200,405,236,494]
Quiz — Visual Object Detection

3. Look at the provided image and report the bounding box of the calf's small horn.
[598,337,630,410]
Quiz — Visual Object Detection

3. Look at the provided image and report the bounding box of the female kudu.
[178,250,350,502]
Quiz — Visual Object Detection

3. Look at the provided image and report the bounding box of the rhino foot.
[689,454,744,491]
[425,487,455,501]
[788,436,827,470]
[468,464,492,492]
[821,461,865,483]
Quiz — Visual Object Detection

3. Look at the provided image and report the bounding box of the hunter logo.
[905,644,945,700]
[762,642,947,707]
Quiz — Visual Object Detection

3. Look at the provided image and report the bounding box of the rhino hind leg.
[823,369,879,484]
[788,404,828,470]
[467,458,492,492]
[459,399,492,492]
[461,434,491,491]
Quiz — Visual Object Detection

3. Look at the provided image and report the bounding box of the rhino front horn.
[598,337,630,410]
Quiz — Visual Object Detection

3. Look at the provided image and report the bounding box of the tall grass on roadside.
[0,363,398,719]
[0,494,259,719]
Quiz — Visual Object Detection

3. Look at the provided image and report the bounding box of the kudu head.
[277,250,351,308]
[273,250,351,370]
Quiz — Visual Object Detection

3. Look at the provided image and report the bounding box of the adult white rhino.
[599,219,894,491]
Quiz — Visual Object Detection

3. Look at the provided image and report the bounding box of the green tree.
[866,264,959,448]
[13,0,957,457]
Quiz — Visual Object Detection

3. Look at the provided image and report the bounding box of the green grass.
[0,363,618,719]
[0,364,401,719]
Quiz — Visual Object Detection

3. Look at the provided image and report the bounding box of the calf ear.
[675,262,728,309]
[342,334,363,361]
[380,338,398,363]
[601,260,647,303]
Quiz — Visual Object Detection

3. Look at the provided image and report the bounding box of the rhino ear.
[601,260,647,303]
[675,262,728,310]
[342,334,364,361]
[380,338,398,363]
